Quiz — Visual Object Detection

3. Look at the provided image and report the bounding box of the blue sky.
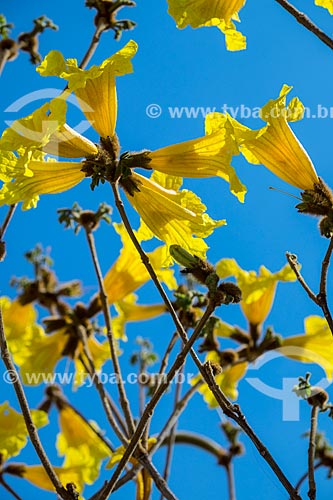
[1,1,333,499]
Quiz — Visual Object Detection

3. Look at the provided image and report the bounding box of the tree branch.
[308,406,319,500]
[274,0,333,49]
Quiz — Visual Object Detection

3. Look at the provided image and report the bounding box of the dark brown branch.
[286,253,318,303]
[317,237,333,335]
[274,0,333,49]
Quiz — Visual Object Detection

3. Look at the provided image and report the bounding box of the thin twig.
[0,48,11,76]
[308,406,319,500]
[110,381,202,494]
[137,450,178,500]
[274,0,333,49]
[0,205,16,240]
[0,476,23,500]
[226,462,236,500]
[78,336,128,446]
[79,352,129,438]
[84,227,136,436]
[97,305,215,500]
[317,237,333,335]
[79,20,108,69]
[159,332,179,375]
[202,363,302,500]
[0,309,72,500]
[286,252,318,303]
[291,462,322,498]
[160,361,184,500]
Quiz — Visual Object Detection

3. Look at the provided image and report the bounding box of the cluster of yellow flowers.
[0,0,332,496]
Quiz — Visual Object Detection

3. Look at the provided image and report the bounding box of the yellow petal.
[0,296,44,363]
[57,404,110,484]
[112,294,166,340]
[22,464,85,493]
[17,330,68,385]
[167,0,246,26]
[0,402,48,461]
[230,85,319,190]
[216,259,296,325]
[279,316,333,380]
[37,42,138,138]
[44,123,98,158]
[217,19,246,51]
[0,98,67,153]
[125,172,225,259]
[192,356,247,407]
[0,159,85,209]
[167,0,247,50]
[103,223,176,304]
[315,0,333,14]
[149,113,246,202]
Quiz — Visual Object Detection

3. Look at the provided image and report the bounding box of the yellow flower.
[278,316,333,380]
[36,41,138,138]
[216,258,296,326]
[167,0,247,51]
[0,296,44,362]
[0,45,224,255]
[125,171,225,259]
[103,222,176,304]
[56,403,110,484]
[229,85,319,190]
[315,0,333,14]
[192,352,247,406]
[20,464,85,495]
[148,113,246,202]
[0,402,48,461]
[0,41,137,208]
[0,158,86,209]
[16,327,109,387]
[112,294,167,340]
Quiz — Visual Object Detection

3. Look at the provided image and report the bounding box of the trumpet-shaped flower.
[148,113,246,202]
[36,41,138,138]
[0,157,86,209]
[216,258,296,326]
[16,327,109,387]
[103,222,176,304]
[229,85,319,190]
[0,296,44,362]
[56,403,110,484]
[167,0,247,51]
[0,402,48,461]
[124,171,225,259]
[315,0,333,14]
[0,42,137,209]
[0,98,67,157]
[278,316,333,380]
